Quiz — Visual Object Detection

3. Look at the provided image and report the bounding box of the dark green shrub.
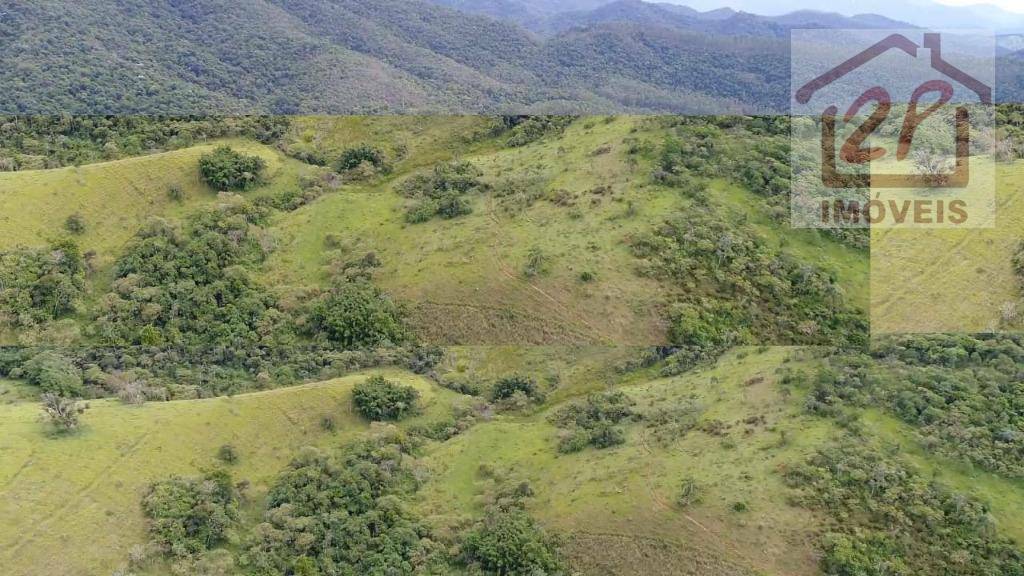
[0,239,85,327]
[551,392,635,452]
[352,375,419,421]
[308,281,407,348]
[320,415,336,431]
[399,161,483,223]
[167,185,185,202]
[556,428,591,453]
[434,191,472,218]
[198,146,266,191]
[505,116,574,147]
[404,200,438,223]
[588,422,626,448]
[677,477,700,507]
[217,444,239,464]
[64,213,86,234]
[460,508,563,575]
[522,246,548,277]
[21,350,83,396]
[335,145,388,173]
[241,436,430,575]
[490,375,538,402]
[142,470,239,558]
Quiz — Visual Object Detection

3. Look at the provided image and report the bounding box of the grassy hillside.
[420,347,833,576]
[871,160,1024,332]
[0,116,867,348]
[0,139,311,273]
[5,346,1022,575]
[265,116,868,345]
[0,370,458,576]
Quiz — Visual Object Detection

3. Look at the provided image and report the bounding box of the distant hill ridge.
[1,0,1020,114]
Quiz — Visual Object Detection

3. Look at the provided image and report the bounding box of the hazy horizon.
[664,0,1024,17]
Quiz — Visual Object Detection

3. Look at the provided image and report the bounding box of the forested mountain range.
[434,0,913,36]
[1,0,1021,114]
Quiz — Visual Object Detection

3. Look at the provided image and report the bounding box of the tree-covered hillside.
[3,0,1022,113]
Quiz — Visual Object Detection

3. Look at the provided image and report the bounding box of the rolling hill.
[0,116,869,347]
[3,345,1023,575]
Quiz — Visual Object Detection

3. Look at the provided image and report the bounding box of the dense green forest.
[3,0,1024,114]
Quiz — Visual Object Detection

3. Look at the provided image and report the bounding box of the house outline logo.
[795,32,992,189]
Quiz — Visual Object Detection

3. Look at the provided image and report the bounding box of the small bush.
[199,146,266,191]
[64,213,86,234]
[335,145,388,173]
[217,444,239,464]
[551,391,635,452]
[490,374,539,402]
[677,477,700,507]
[352,375,419,421]
[320,415,336,431]
[505,116,574,147]
[556,428,591,453]
[167,185,185,203]
[399,161,483,223]
[40,393,87,433]
[522,246,548,277]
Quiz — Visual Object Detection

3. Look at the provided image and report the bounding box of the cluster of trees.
[308,280,408,348]
[996,104,1024,161]
[352,375,420,421]
[550,391,637,453]
[654,117,868,250]
[398,161,486,223]
[0,239,85,329]
[198,146,267,191]
[460,507,564,575]
[785,440,1024,576]
[240,435,438,575]
[806,335,1024,478]
[0,342,444,404]
[0,116,288,170]
[135,429,566,575]
[503,116,575,147]
[631,210,867,347]
[459,466,565,575]
[94,202,281,349]
[142,469,239,562]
